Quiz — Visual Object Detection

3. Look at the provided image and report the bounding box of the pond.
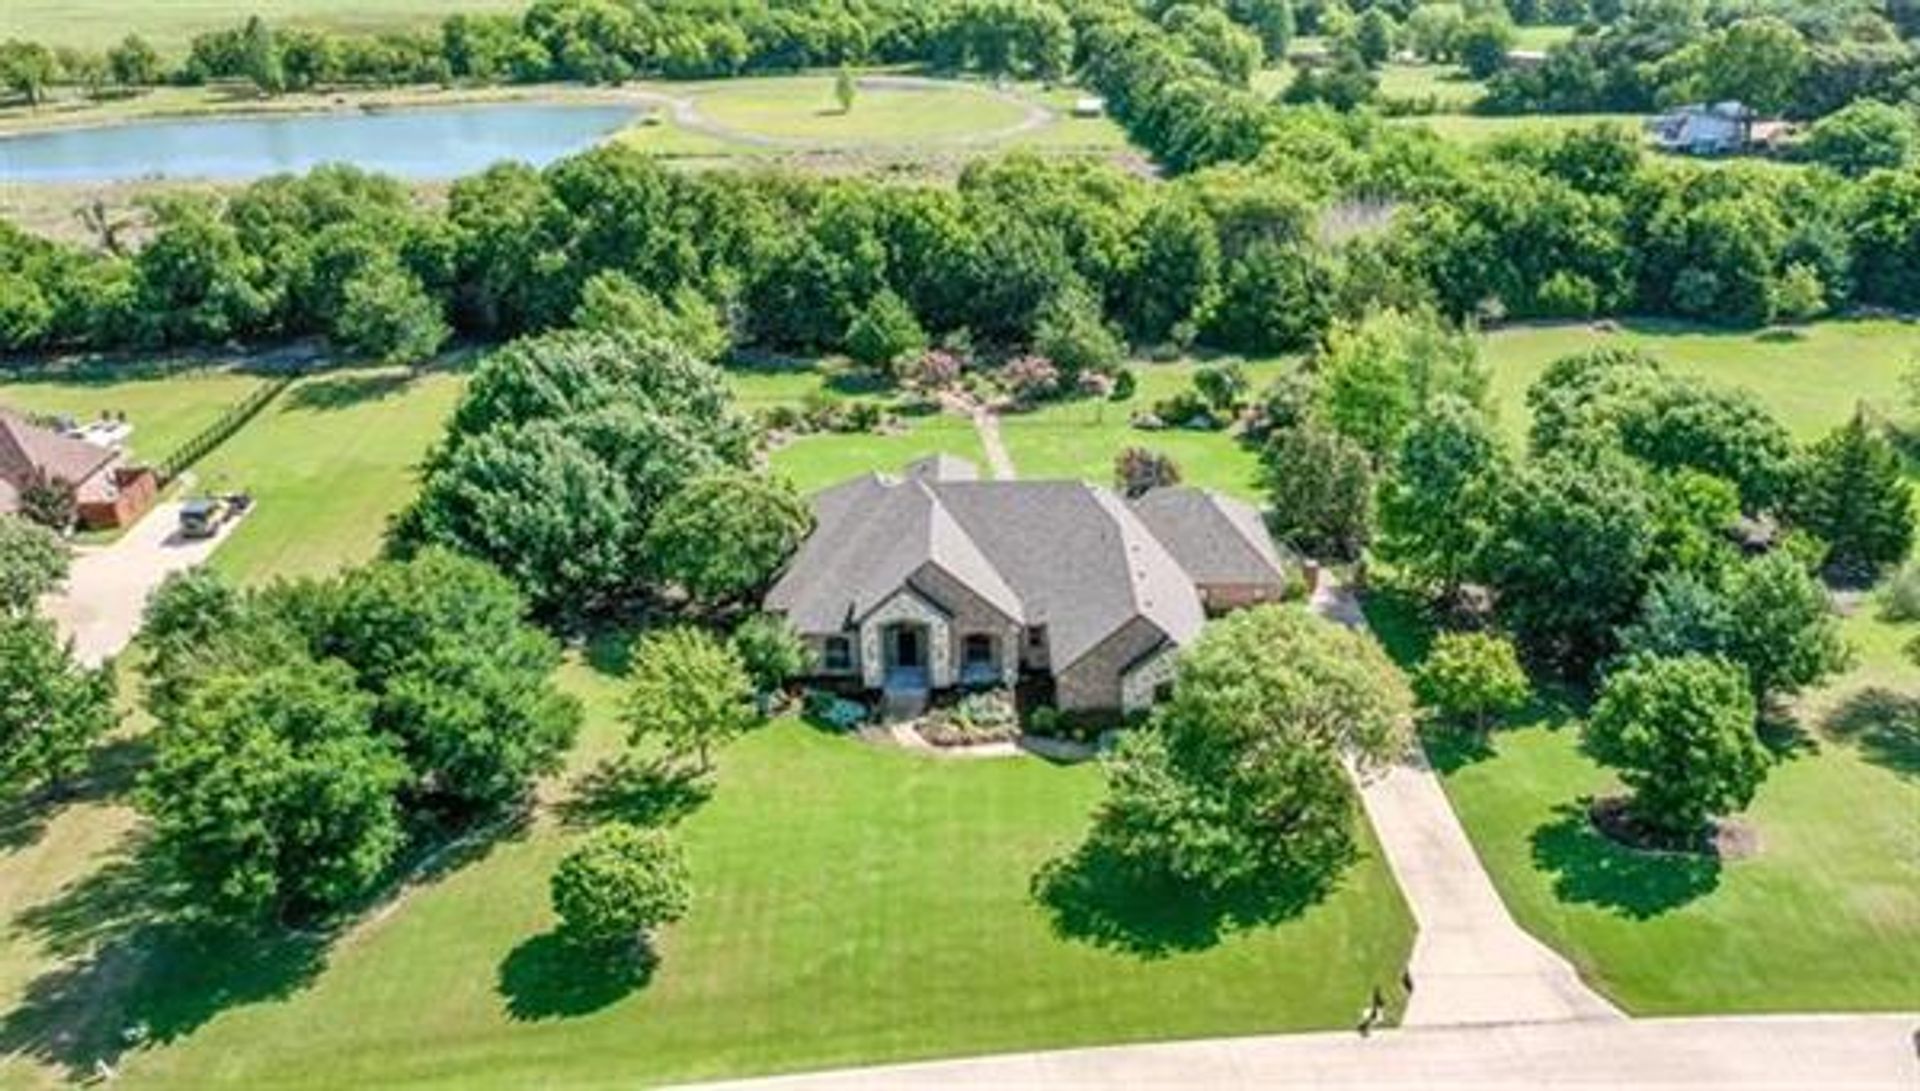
[0,102,639,183]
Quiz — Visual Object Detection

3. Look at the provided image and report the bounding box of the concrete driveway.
[41,500,243,665]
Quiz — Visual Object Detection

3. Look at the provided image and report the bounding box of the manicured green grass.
[695,76,1031,144]
[614,74,1127,162]
[772,415,989,492]
[194,366,463,583]
[1430,719,1920,1014]
[997,360,1292,499]
[0,365,267,462]
[1482,319,1920,446]
[107,690,1411,1090]
[3,0,521,55]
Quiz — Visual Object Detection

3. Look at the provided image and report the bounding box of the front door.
[894,627,923,669]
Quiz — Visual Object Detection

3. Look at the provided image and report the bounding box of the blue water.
[0,102,638,182]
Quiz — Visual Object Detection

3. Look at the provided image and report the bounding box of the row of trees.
[0,0,1085,102]
[7,115,1916,366]
[391,327,809,619]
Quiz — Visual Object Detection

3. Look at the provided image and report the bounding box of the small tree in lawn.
[0,515,69,615]
[834,66,856,114]
[624,628,756,773]
[0,614,118,801]
[1414,631,1530,734]
[1114,447,1181,499]
[1586,655,1768,840]
[1192,362,1250,416]
[551,823,691,955]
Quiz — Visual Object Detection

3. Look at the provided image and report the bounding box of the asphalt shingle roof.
[1130,486,1290,589]
[767,459,1213,670]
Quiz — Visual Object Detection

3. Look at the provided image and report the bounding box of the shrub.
[1414,631,1530,733]
[1001,354,1062,405]
[1879,561,1920,623]
[731,613,807,697]
[551,823,691,953]
[1114,447,1182,498]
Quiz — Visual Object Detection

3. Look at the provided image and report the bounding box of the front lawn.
[90,671,1411,1089]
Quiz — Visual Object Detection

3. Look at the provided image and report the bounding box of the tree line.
[4,115,1916,369]
[0,0,1080,102]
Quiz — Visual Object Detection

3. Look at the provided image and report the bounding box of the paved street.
[40,500,241,664]
[685,1015,1919,1090]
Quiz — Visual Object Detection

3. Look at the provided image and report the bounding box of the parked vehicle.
[178,497,229,538]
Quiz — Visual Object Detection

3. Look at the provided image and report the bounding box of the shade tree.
[551,823,692,954]
[0,515,68,615]
[0,614,117,800]
[1413,630,1531,734]
[1586,654,1769,839]
[641,472,813,607]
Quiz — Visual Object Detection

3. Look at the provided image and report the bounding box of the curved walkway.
[682,1015,1918,1090]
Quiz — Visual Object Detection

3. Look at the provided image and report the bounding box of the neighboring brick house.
[764,456,1292,714]
[0,408,157,530]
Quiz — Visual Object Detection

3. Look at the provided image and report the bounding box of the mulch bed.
[1589,795,1761,861]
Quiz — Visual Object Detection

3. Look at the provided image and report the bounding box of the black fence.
[156,374,295,484]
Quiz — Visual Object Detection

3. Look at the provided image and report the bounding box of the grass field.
[5,655,1414,1090]
[998,360,1292,499]
[2,0,521,55]
[1481,319,1920,445]
[193,366,464,583]
[1396,111,1648,143]
[0,365,268,463]
[1422,712,1920,1014]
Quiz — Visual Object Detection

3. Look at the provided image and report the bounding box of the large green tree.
[1376,396,1508,597]
[1071,606,1412,893]
[0,515,68,615]
[1586,654,1768,838]
[1315,309,1488,466]
[1262,422,1375,561]
[0,614,117,800]
[642,472,812,607]
[140,659,406,923]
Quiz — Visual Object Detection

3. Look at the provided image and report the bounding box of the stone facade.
[1055,617,1171,712]
[1120,644,1181,714]
[907,563,1021,688]
[859,586,951,689]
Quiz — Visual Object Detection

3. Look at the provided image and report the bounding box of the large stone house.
[764,456,1292,714]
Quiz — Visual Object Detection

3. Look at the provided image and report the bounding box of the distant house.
[1646,102,1787,156]
[764,456,1293,716]
[1070,95,1106,118]
[0,408,157,529]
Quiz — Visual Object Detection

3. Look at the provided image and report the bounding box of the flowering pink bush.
[907,348,964,390]
[1002,354,1061,404]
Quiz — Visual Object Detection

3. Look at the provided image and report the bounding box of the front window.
[963,634,995,668]
[823,636,853,672]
